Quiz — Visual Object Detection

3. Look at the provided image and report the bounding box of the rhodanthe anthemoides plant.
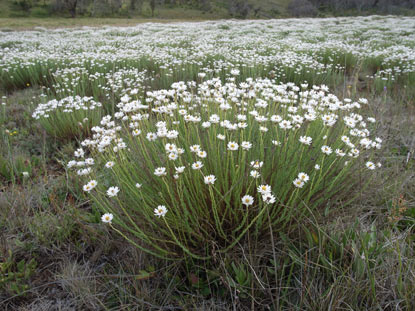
[32,95,103,140]
[68,77,382,260]
[2,17,415,95]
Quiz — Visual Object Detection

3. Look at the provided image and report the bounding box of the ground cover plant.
[1,16,415,310]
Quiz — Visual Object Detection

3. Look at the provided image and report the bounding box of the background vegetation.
[0,0,414,20]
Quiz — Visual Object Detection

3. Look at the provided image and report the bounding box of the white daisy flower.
[250,160,263,169]
[132,129,141,136]
[167,130,179,139]
[190,145,201,153]
[101,213,113,223]
[241,141,252,150]
[192,161,203,170]
[74,148,84,158]
[299,136,312,145]
[270,115,282,123]
[227,141,239,151]
[366,161,376,170]
[257,184,271,195]
[204,175,216,185]
[146,132,158,141]
[85,158,94,165]
[83,180,97,192]
[165,143,177,153]
[210,114,220,123]
[168,152,178,161]
[335,149,345,157]
[349,148,360,158]
[279,120,292,130]
[154,205,168,217]
[67,160,77,168]
[154,167,167,176]
[77,168,92,176]
[321,145,332,155]
[341,136,351,144]
[231,68,240,76]
[107,186,119,197]
[298,172,309,182]
[293,178,305,188]
[202,121,211,128]
[262,193,276,204]
[241,195,254,206]
[89,180,97,188]
[250,170,261,178]
[105,161,115,168]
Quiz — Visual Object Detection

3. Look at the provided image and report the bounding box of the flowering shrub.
[69,77,382,260]
[32,96,103,140]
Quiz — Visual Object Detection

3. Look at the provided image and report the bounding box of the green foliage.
[227,262,252,298]
[304,223,385,280]
[30,6,51,17]
[0,0,415,18]
[0,153,33,183]
[0,250,37,297]
[10,0,33,14]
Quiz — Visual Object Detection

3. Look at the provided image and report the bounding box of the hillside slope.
[0,0,291,18]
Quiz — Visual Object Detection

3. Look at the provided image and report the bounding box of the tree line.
[9,0,415,18]
[288,0,415,16]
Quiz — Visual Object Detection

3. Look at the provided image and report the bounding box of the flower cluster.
[32,96,102,120]
[32,95,104,139]
[64,75,383,261]
[72,78,383,212]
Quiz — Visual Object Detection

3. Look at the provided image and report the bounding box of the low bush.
[69,77,382,262]
[32,95,103,140]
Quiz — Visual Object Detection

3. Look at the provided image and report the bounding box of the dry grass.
[0,17,218,31]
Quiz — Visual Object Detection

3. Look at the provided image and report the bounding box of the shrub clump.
[32,95,103,140]
[68,77,382,260]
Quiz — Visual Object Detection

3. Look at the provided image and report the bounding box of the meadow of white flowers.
[1,16,414,92]
[2,16,413,260]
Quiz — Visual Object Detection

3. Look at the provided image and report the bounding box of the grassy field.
[1,17,415,310]
[0,17,219,30]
